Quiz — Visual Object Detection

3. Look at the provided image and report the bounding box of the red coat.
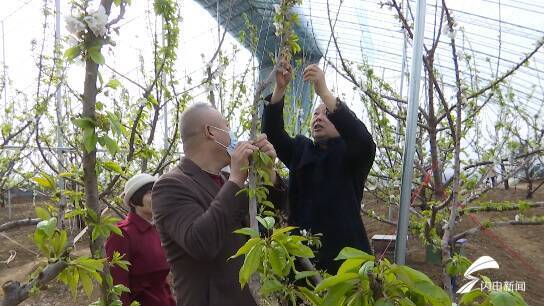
[105,212,175,306]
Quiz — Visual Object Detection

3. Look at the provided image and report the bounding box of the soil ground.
[1,183,543,305]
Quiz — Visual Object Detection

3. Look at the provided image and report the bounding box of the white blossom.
[273,4,281,14]
[65,16,86,35]
[67,36,79,46]
[215,63,226,76]
[203,81,213,93]
[83,5,108,37]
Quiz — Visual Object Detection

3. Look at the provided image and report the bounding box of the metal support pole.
[55,0,66,213]
[2,21,7,114]
[391,0,409,222]
[162,17,168,151]
[7,188,11,219]
[395,0,427,265]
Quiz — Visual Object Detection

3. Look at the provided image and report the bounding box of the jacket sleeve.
[262,94,296,168]
[105,230,132,306]
[152,178,248,261]
[327,100,376,164]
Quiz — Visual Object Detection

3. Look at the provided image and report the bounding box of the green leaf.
[52,230,67,257]
[393,265,451,305]
[32,174,56,190]
[285,241,314,258]
[113,284,131,294]
[89,47,105,65]
[107,224,123,237]
[102,161,123,174]
[231,238,262,259]
[315,273,359,292]
[258,215,276,230]
[72,117,95,129]
[294,270,319,281]
[91,226,101,242]
[64,45,81,60]
[263,216,275,229]
[489,291,527,306]
[106,79,122,89]
[79,269,94,297]
[261,200,275,209]
[36,218,57,238]
[69,267,80,298]
[338,258,364,274]
[459,289,486,305]
[65,208,86,219]
[398,297,417,306]
[358,261,375,277]
[111,251,131,271]
[296,286,323,305]
[99,135,119,155]
[268,246,286,277]
[335,247,375,261]
[271,226,297,238]
[74,257,105,273]
[375,298,395,306]
[260,277,283,296]
[322,282,353,306]
[233,227,259,238]
[83,127,97,153]
[239,243,264,288]
[346,291,364,306]
[106,112,126,137]
[35,207,51,220]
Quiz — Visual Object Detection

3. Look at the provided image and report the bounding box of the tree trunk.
[526,169,533,199]
[81,1,114,303]
[426,56,446,201]
[501,162,509,190]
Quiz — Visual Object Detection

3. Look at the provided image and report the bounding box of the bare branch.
[468,36,544,99]
[1,260,68,306]
[0,218,40,232]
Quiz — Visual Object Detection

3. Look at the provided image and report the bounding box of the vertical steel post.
[395,0,427,265]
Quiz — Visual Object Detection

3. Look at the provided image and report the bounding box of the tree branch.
[0,218,40,233]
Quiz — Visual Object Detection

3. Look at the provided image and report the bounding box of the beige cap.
[122,173,157,205]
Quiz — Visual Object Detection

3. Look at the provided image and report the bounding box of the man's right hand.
[228,141,258,187]
[271,60,293,104]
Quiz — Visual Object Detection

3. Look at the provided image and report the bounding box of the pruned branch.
[463,148,544,171]
[1,260,68,306]
[461,202,544,214]
[0,218,40,233]
[453,218,544,242]
[467,36,544,99]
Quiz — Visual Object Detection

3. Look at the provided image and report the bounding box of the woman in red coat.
[105,173,175,306]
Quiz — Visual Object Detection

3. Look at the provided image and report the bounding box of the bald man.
[152,103,286,306]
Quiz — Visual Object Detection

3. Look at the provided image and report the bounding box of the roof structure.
[195,0,544,118]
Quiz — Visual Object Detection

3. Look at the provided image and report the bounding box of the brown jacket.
[152,157,286,306]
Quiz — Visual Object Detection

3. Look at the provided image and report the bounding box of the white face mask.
[209,126,238,156]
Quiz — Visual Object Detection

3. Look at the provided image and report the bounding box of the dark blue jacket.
[262,96,376,273]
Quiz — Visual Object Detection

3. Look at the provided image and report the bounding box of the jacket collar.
[178,157,222,198]
[296,137,344,170]
[127,212,153,233]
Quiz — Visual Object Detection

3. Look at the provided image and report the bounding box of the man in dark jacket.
[262,61,376,274]
[152,103,286,306]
